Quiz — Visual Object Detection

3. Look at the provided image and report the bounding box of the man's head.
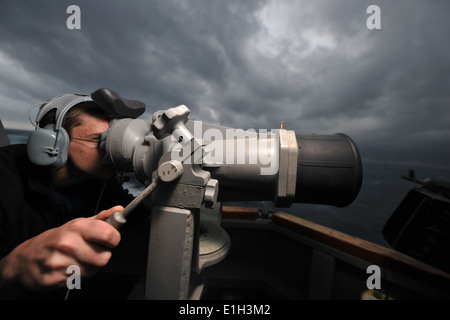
[63,102,114,179]
[28,95,114,180]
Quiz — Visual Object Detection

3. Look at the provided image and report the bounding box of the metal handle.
[105,178,159,229]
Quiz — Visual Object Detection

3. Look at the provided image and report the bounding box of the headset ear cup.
[27,124,69,170]
[27,125,58,167]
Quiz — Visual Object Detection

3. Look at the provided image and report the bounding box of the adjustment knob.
[151,105,191,140]
[158,160,184,182]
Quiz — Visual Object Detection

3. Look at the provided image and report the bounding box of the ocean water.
[6,130,450,247]
[284,160,450,247]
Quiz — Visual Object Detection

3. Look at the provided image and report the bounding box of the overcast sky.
[0,0,449,166]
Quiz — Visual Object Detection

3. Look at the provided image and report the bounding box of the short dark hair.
[38,102,110,136]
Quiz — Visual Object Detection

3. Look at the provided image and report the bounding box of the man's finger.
[68,218,121,249]
[90,205,124,221]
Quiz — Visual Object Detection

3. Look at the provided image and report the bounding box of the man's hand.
[0,205,123,295]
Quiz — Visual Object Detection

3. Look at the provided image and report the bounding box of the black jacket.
[0,144,150,299]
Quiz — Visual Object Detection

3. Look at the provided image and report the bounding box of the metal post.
[144,205,197,300]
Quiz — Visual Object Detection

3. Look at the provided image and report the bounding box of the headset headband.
[35,93,93,131]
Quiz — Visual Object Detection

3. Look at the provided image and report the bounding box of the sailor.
[0,91,149,299]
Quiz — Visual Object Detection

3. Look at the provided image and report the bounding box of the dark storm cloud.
[0,0,449,165]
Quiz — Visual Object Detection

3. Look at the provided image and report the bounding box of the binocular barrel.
[294,133,362,207]
[102,118,362,208]
[203,132,362,207]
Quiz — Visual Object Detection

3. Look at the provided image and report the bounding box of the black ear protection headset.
[27,93,93,170]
